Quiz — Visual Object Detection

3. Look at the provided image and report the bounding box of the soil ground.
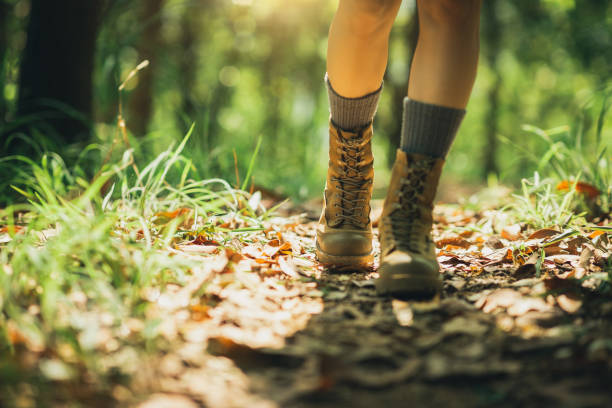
[132,202,612,408]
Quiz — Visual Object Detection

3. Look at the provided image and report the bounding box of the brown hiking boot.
[315,121,374,266]
[376,149,444,297]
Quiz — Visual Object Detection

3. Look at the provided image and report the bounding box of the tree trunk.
[176,7,199,137]
[482,0,501,178]
[128,0,164,137]
[11,0,104,155]
[0,0,10,122]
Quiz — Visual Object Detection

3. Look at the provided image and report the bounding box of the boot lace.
[331,136,371,229]
[387,158,436,253]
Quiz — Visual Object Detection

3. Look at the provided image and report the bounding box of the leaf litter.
[1,200,611,408]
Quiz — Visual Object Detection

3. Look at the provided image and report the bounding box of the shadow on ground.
[210,259,612,408]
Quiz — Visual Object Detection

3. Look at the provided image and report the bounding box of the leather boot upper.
[379,149,443,259]
[316,121,374,259]
[377,149,444,294]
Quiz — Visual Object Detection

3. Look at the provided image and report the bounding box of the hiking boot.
[315,121,374,266]
[376,149,444,297]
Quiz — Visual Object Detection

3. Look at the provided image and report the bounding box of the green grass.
[0,128,268,403]
[502,93,611,228]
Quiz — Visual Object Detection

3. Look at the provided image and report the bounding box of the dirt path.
[133,204,612,408]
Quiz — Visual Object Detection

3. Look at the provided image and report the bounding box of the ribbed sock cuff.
[326,73,382,131]
[400,98,466,158]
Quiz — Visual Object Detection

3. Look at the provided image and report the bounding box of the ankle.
[326,74,382,131]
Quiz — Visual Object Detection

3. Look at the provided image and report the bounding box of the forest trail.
[133,201,612,408]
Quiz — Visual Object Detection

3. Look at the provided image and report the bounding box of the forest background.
[0,0,611,202]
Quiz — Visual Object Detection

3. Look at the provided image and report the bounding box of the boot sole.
[315,243,374,267]
[376,274,442,299]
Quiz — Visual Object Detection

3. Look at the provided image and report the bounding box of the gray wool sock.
[400,98,466,158]
[326,73,382,131]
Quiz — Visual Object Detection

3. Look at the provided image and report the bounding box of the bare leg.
[408,0,482,109]
[327,0,402,98]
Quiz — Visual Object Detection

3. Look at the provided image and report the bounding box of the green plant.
[0,127,267,395]
[519,92,611,217]
[506,171,584,229]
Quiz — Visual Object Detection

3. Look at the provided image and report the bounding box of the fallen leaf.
[154,208,191,220]
[189,304,210,321]
[435,236,471,248]
[528,228,561,240]
[176,244,218,254]
[556,294,582,314]
[566,236,590,254]
[278,256,300,278]
[501,224,522,241]
[556,180,601,199]
[514,251,540,279]
[588,230,605,239]
[485,236,505,249]
[242,244,262,259]
[138,394,199,408]
[507,297,551,316]
[575,246,593,279]
[544,276,581,292]
[476,289,520,313]
[543,245,564,256]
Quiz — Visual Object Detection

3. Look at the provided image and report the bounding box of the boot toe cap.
[376,251,441,297]
[316,230,373,257]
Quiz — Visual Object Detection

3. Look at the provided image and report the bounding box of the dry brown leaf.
[556,294,582,314]
[435,236,471,249]
[176,244,218,254]
[544,276,576,291]
[7,321,28,346]
[242,244,262,259]
[267,238,281,247]
[278,256,300,278]
[566,236,591,254]
[438,255,467,265]
[507,297,551,316]
[154,208,191,220]
[225,248,243,263]
[476,289,520,313]
[556,180,601,199]
[501,224,523,241]
[158,254,227,310]
[476,289,551,316]
[189,304,210,321]
[588,230,605,239]
[543,245,564,256]
[262,242,289,258]
[574,246,593,279]
[191,235,220,246]
[0,225,24,234]
[485,236,505,249]
[514,262,537,280]
[528,228,561,240]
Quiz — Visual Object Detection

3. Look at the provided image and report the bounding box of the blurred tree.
[481,0,501,178]
[128,0,164,137]
[176,6,198,137]
[10,0,104,156]
[0,0,9,122]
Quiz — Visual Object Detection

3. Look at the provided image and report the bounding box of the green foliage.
[0,130,264,388]
[2,0,612,201]
[504,92,611,225]
[509,172,583,229]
